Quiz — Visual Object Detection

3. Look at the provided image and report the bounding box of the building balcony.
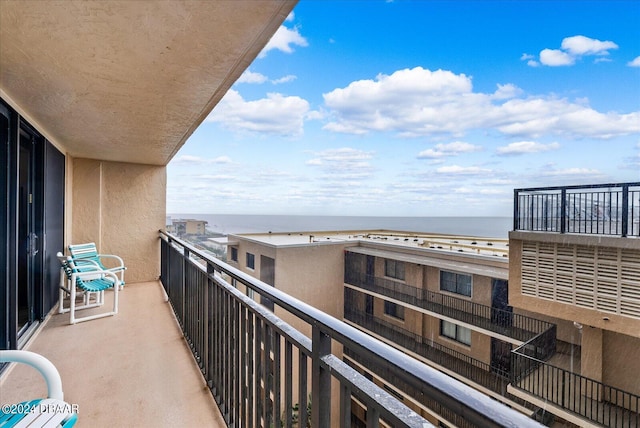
[343,306,517,402]
[514,182,640,237]
[0,280,226,426]
[344,268,554,344]
[157,232,543,427]
[510,335,640,428]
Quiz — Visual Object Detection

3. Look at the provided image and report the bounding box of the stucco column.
[581,326,603,400]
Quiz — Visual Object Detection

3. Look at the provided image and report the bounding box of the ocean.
[168,214,513,238]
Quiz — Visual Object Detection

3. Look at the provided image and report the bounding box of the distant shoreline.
[168,214,513,238]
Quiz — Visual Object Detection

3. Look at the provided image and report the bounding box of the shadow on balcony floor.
[1,281,226,427]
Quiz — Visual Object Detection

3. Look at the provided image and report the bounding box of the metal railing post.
[513,189,519,230]
[312,325,331,428]
[560,188,567,234]
[622,184,629,237]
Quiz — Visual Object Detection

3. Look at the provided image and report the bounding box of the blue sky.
[167,1,640,216]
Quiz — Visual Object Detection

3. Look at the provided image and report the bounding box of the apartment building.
[167,218,208,237]
[509,183,640,428]
[227,184,640,428]
[225,230,553,426]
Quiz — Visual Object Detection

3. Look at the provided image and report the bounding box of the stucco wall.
[603,331,640,397]
[71,158,166,283]
[509,232,640,338]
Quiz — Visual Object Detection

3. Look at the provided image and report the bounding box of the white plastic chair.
[0,350,77,427]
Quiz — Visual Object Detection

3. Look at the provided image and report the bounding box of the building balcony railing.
[514,182,640,237]
[344,268,554,343]
[511,327,639,427]
[343,348,477,428]
[343,305,511,396]
[159,231,543,428]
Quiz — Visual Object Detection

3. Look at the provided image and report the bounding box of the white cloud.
[533,35,619,67]
[207,89,310,136]
[237,70,297,85]
[496,141,560,156]
[628,56,640,67]
[306,148,375,180]
[540,48,575,66]
[173,155,232,164]
[260,25,308,58]
[321,67,640,139]
[435,165,492,175]
[417,142,482,159]
[493,83,522,100]
[285,12,295,22]
[561,35,618,56]
[520,53,534,61]
[540,167,603,178]
[527,60,540,67]
[272,74,297,84]
[237,70,268,84]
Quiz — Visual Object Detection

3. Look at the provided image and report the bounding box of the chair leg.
[69,282,77,325]
[59,268,67,314]
[113,283,119,314]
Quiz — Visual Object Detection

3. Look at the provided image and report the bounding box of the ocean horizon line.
[168,214,514,238]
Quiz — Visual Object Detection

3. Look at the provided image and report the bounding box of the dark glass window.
[246,252,255,269]
[231,247,238,262]
[440,271,472,297]
[440,320,471,345]
[384,300,405,320]
[384,259,405,280]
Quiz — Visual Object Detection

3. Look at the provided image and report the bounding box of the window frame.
[246,252,255,270]
[439,270,472,297]
[383,300,405,320]
[384,259,405,280]
[440,320,471,346]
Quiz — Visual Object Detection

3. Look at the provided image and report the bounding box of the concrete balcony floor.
[1,281,226,427]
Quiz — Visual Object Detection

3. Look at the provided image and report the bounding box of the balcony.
[344,266,554,344]
[0,280,226,426]
[161,232,545,427]
[343,305,514,399]
[511,334,640,428]
[514,182,640,237]
[511,182,640,427]
[1,232,548,427]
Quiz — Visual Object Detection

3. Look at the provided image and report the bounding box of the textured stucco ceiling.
[0,0,296,165]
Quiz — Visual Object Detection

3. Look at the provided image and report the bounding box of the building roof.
[229,230,509,259]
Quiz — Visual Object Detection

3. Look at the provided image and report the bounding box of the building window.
[440,320,471,346]
[384,259,405,280]
[384,300,404,320]
[230,247,238,262]
[246,252,255,269]
[440,271,471,297]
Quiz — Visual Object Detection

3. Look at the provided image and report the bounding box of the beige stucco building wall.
[70,158,166,283]
[509,231,640,398]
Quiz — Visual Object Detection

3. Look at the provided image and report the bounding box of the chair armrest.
[0,350,64,401]
[96,254,126,269]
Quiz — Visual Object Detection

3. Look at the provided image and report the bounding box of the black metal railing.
[511,326,640,427]
[514,182,640,237]
[160,231,544,428]
[344,306,510,395]
[344,263,554,343]
[344,348,476,428]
